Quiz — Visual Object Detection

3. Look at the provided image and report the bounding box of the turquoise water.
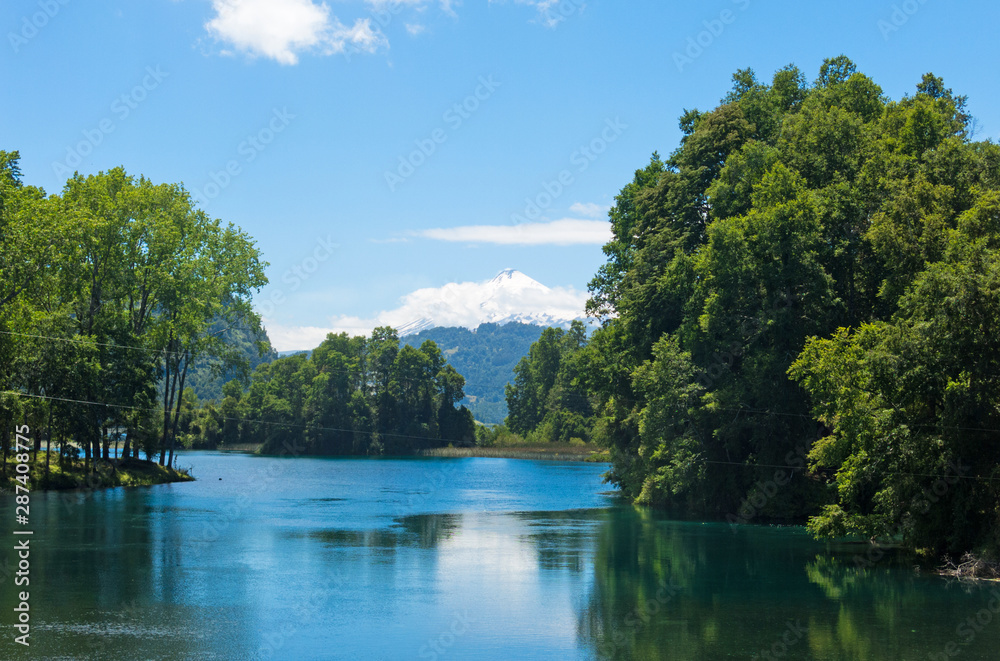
[2,452,999,660]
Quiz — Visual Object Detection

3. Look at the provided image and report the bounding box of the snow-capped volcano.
[391,269,589,335]
[265,269,592,351]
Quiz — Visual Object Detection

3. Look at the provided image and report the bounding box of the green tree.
[580,58,1000,554]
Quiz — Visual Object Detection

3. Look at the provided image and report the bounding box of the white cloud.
[569,202,609,219]
[496,0,579,28]
[264,270,590,351]
[204,0,568,64]
[364,0,427,7]
[363,0,456,17]
[264,323,345,352]
[206,0,388,65]
[415,218,611,246]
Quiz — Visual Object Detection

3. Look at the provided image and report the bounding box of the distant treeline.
[182,328,476,454]
[503,57,1000,558]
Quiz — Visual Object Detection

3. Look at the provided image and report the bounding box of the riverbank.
[216,442,266,453]
[938,553,1000,581]
[417,444,610,462]
[213,442,611,462]
[211,443,611,463]
[1,452,194,491]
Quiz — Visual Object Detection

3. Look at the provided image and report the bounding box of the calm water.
[3,452,1000,660]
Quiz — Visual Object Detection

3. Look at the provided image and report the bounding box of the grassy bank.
[205,441,611,462]
[417,444,610,462]
[1,452,194,491]
[216,442,265,453]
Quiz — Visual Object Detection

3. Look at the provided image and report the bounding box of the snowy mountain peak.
[267,269,594,351]
[490,268,534,284]
[389,270,587,336]
[492,267,518,280]
[486,269,550,293]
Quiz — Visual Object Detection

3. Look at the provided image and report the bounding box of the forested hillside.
[185,318,277,402]
[507,57,1000,557]
[187,322,542,426]
[402,322,544,424]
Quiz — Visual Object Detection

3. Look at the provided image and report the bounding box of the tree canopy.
[508,58,1000,557]
[0,158,267,473]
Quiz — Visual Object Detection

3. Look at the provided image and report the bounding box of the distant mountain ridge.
[192,321,543,426]
[402,322,544,424]
[195,270,583,422]
[185,320,277,402]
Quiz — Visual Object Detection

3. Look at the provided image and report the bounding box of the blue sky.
[2,0,998,350]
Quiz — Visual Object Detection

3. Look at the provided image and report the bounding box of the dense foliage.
[402,322,544,424]
[509,58,1000,556]
[183,328,476,454]
[0,156,267,472]
[504,321,594,443]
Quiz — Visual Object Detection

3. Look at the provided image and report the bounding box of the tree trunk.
[46,402,54,479]
[161,344,176,466]
[32,425,42,464]
[167,355,190,469]
[92,426,100,470]
[44,429,51,486]
[121,425,131,462]
[1,427,8,478]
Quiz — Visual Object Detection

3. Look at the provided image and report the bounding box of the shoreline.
[208,442,611,462]
[211,443,611,463]
[415,445,610,462]
[2,453,194,492]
